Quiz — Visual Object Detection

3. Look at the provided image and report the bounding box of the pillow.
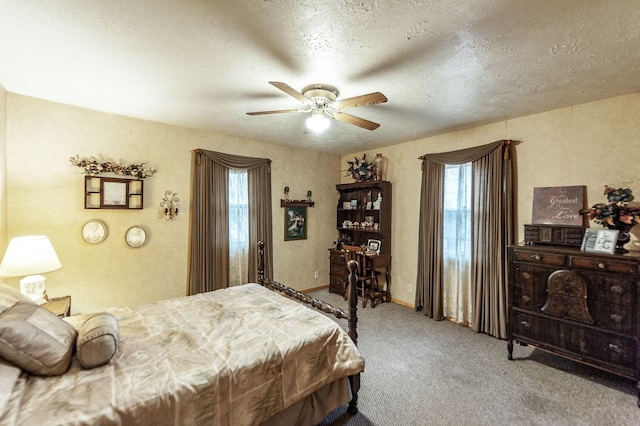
[0,359,21,417]
[0,302,77,376]
[0,284,36,315]
[65,312,119,369]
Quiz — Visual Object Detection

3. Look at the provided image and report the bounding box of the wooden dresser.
[508,244,640,405]
[329,248,348,295]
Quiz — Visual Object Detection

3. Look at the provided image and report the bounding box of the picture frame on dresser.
[582,229,618,254]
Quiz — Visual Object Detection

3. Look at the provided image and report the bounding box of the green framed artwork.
[284,205,307,240]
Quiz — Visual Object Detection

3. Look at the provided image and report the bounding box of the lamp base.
[20,275,47,305]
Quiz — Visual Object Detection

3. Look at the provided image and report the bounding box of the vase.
[373,153,386,181]
[606,223,634,254]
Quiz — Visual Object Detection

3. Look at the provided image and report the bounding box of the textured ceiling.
[1,0,639,155]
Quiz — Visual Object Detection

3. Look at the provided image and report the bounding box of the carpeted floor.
[309,289,639,426]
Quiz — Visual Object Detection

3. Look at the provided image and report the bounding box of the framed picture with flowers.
[284,206,307,241]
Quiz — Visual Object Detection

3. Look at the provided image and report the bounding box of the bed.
[0,245,364,425]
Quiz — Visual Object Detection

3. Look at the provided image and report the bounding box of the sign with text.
[531,186,586,226]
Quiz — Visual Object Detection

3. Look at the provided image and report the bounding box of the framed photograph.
[342,201,351,210]
[350,200,358,209]
[101,178,128,207]
[583,229,618,254]
[580,228,598,252]
[284,206,307,241]
[367,239,381,254]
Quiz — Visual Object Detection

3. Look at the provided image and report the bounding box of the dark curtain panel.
[415,140,515,338]
[187,149,273,295]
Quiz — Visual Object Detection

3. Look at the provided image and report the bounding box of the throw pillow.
[0,284,36,315]
[0,302,77,375]
[66,312,119,369]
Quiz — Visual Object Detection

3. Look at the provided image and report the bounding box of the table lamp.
[0,235,62,304]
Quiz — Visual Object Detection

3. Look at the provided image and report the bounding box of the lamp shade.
[0,235,62,277]
[305,111,330,133]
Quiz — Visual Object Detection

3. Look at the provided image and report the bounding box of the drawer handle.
[531,254,541,261]
[610,285,624,295]
[521,295,531,303]
[610,313,623,323]
[520,321,530,329]
[597,262,606,269]
[608,343,623,354]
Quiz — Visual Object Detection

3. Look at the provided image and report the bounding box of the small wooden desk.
[328,248,391,305]
[43,295,71,317]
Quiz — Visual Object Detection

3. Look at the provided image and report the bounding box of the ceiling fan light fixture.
[306,110,330,133]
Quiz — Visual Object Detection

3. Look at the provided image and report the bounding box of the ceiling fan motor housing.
[302,84,338,107]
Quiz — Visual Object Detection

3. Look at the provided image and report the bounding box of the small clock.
[81,220,107,244]
[125,226,146,248]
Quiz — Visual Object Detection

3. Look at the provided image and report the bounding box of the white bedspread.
[1,284,364,426]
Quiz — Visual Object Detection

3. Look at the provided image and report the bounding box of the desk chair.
[341,245,384,308]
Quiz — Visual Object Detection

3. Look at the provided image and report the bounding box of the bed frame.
[257,241,361,415]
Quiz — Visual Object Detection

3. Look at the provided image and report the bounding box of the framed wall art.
[81,219,107,244]
[531,186,586,226]
[284,206,307,241]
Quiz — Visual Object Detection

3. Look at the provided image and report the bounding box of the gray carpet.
[309,289,639,426]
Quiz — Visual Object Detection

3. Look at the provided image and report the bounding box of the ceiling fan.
[247,82,387,132]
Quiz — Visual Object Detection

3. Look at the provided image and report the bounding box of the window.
[442,163,472,324]
[228,169,248,286]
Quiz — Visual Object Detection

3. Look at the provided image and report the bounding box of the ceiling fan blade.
[331,92,387,110]
[331,111,381,130]
[246,109,308,115]
[269,81,313,105]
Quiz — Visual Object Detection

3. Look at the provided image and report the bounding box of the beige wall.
[4,92,639,313]
[343,92,640,307]
[3,94,340,314]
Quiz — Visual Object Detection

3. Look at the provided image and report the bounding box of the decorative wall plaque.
[531,186,586,226]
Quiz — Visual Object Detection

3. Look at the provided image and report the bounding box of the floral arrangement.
[584,186,640,228]
[345,153,376,182]
[70,155,156,179]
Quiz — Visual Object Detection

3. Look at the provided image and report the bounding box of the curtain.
[187,150,273,295]
[415,140,515,338]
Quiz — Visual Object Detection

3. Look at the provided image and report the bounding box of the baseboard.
[302,285,330,294]
[390,298,415,309]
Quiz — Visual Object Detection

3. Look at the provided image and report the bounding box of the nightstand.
[43,295,71,317]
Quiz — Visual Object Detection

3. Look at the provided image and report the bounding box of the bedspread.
[1,284,364,426]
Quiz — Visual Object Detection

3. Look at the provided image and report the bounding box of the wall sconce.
[284,186,290,201]
[307,190,312,202]
[160,190,179,221]
[0,235,62,304]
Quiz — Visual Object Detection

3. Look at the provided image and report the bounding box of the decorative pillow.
[0,302,77,376]
[65,312,119,369]
[0,359,21,417]
[0,284,36,315]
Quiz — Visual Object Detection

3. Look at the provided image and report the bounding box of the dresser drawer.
[590,300,635,334]
[511,262,551,310]
[569,255,638,274]
[329,252,346,265]
[329,274,346,295]
[511,249,565,266]
[512,310,637,370]
[585,272,635,306]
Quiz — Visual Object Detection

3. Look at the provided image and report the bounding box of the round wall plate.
[81,219,107,244]
[125,225,146,248]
